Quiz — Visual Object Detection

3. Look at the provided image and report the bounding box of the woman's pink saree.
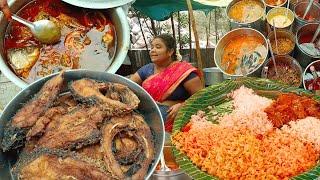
[142,61,200,103]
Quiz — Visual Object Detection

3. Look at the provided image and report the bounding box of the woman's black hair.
[154,34,177,61]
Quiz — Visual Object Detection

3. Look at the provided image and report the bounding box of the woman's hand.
[0,0,11,20]
[167,102,184,120]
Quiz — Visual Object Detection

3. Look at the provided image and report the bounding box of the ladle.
[302,0,314,19]
[273,20,279,54]
[267,39,279,77]
[311,23,320,43]
[11,14,61,44]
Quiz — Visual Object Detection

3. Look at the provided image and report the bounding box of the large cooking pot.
[0,70,165,179]
[0,0,130,88]
[214,28,268,77]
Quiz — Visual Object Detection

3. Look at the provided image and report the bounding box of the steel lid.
[62,0,135,9]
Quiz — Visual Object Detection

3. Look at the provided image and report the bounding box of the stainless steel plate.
[62,0,135,9]
[0,69,164,180]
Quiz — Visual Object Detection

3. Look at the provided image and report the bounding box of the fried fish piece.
[36,106,105,149]
[14,148,115,180]
[12,71,64,128]
[103,82,140,109]
[25,94,77,151]
[2,71,64,151]
[77,144,104,162]
[69,79,139,116]
[26,106,67,140]
[101,113,154,180]
[52,92,78,111]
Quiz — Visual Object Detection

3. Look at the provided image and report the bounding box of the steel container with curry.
[0,0,130,88]
[227,0,266,33]
[214,28,268,77]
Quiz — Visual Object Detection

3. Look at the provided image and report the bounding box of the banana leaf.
[172,77,320,180]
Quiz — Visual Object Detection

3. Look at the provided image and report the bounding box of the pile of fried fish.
[1,71,155,180]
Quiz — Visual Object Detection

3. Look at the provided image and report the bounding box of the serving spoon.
[11,14,61,44]
[302,0,314,19]
[160,152,171,172]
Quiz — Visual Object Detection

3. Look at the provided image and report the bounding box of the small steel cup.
[266,7,294,31]
[203,67,225,86]
[267,29,296,55]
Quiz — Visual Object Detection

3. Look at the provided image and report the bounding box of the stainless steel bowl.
[292,1,320,33]
[303,59,320,91]
[226,0,266,33]
[0,70,164,180]
[266,7,294,30]
[295,23,320,68]
[214,28,268,77]
[0,0,130,88]
[261,55,303,87]
[267,29,296,55]
[151,133,191,180]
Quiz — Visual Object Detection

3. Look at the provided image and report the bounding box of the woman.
[130,34,203,131]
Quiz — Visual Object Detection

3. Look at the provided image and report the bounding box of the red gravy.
[4,0,116,83]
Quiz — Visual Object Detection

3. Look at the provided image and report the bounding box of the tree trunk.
[186,0,203,70]
[178,12,182,51]
[151,19,157,36]
[170,14,176,42]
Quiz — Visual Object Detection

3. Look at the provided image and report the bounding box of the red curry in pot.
[4,0,116,83]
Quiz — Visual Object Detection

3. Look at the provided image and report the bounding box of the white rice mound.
[218,86,274,135]
[282,116,320,151]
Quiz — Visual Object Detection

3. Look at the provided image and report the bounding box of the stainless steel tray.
[0,69,164,180]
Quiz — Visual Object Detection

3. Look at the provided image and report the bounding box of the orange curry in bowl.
[221,35,267,75]
[4,0,116,83]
